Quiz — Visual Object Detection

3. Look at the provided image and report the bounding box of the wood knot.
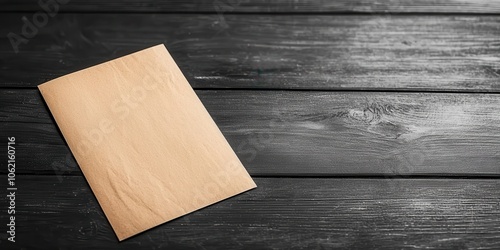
[348,106,379,124]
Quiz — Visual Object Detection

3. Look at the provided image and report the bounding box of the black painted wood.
[0,176,499,249]
[2,0,500,13]
[1,14,499,91]
[1,1,500,248]
[2,89,500,176]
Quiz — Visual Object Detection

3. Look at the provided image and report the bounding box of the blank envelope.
[38,44,257,241]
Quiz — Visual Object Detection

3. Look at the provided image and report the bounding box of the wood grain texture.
[3,89,500,176]
[2,0,500,13]
[1,14,500,91]
[0,176,499,249]
[2,1,500,248]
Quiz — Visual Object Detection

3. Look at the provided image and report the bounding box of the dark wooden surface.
[3,0,500,13]
[1,14,500,91]
[4,176,500,249]
[1,1,500,249]
[3,89,500,176]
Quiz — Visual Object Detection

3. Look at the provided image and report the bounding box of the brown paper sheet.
[38,44,257,241]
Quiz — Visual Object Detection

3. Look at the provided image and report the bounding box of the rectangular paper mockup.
[38,44,256,241]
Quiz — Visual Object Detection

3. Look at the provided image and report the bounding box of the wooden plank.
[2,0,500,13]
[1,14,500,91]
[2,89,500,176]
[1,176,499,248]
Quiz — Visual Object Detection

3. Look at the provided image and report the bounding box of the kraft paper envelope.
[38,44,256,241]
